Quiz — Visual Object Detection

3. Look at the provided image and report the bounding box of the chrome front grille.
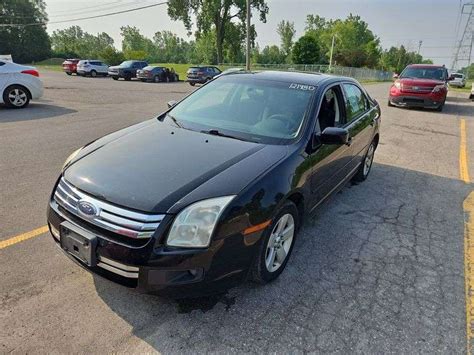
[54,177,164,239]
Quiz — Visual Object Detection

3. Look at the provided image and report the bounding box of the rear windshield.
[187,67,200,73]
[119,61,135,67]
[167,75,315,144]
[452,73,464,79]
[400,67,447,81]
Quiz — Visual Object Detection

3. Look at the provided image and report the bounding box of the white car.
[449,73,466,88]
[0,61,43,109]
[77,60,109,77]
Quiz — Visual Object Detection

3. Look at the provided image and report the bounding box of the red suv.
[62,59,80,76]
[388,64,452,111]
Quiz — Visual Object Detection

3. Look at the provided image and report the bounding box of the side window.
[342,83,369,123]
[317,86,343,132]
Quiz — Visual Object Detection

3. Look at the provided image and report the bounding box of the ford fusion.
[47,71,380,297]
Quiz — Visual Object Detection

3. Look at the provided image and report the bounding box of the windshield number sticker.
[289,83,316,91]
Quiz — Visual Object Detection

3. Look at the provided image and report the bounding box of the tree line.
[2,0,437,73]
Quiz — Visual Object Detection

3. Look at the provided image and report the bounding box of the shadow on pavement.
[93,162,472,353]
[0,103,77,122]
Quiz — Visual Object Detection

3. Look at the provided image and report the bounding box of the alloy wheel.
[265,213,295,273]
[8,88,28,107]
[363,143,375,176]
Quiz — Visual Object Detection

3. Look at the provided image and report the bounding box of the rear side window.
[342,83,369,123]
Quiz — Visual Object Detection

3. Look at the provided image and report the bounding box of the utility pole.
[246,0,251,71]
[451,2,473,73]
[417,40,423,55]
[329,34,336,72]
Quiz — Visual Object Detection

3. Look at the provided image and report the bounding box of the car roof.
[407,64,445,69]
[221,70,348,86]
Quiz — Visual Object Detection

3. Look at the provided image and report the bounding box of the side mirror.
[167,100,177,109]
[320,127,350,145]
[392,73,399,79]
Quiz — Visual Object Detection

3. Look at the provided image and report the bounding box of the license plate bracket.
[60,221,98,267]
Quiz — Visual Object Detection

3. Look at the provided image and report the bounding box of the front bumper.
[389,95,443,109]
[47,197,256,298]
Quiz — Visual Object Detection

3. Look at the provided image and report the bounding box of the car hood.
[398,78,445,86]
[64,120,287,213]
[108,65,121,70]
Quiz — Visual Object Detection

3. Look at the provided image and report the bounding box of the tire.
[112,76,119,80]
[90,70,97,78]
[66,72,72,76]
[154,76,160,83]
[352,139,376,182]
[124,74,132,81]
[189,82,195,86]
[387,99,394,107]
[3,85,30,109]
[251,201,299,284]
[436,104,444,112]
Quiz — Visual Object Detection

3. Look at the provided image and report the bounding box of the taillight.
[21,69,39,77]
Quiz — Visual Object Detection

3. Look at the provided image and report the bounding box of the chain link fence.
[221,63,393,81]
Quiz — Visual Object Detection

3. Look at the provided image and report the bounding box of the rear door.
[341,82,377,170]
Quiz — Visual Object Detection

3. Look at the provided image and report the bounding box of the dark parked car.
[47,71,380,298]
[186,66,221,86]
[108,60,148,81]
[136,66,179,83]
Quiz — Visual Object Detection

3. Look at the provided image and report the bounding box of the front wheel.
[436,102,444,112]
[251,201,299,284]
[90,70,97,78]
[352,140,376,182]
[189,82,195,86]
[66,72,72,76]
[3,85,30,109]
[112,76,119,80]
[154,76,160,83]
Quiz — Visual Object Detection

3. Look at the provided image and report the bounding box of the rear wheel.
[90,70,97,78]
[436,102,444,112]
[251,201,299,284]
[154,76,160,83]
[352,139,376,182]
[3,85,30,109]
[189,82,195,86]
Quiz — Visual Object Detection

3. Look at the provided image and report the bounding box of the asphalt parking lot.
[1,71,473,353]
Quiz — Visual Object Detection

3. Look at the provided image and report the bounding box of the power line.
[0,1,168,27]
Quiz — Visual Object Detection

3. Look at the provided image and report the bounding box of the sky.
[43,0,469,67]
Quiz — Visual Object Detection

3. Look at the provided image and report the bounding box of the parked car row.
[61,59,179,82]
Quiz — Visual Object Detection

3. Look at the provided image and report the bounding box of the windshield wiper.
[166,113,183,128]
[201,129,248,142]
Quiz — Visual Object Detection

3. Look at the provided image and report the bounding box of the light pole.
[329,34,336,72]
[246,0,251,70]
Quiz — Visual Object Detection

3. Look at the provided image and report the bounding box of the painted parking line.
[465,192,474,354]
[460,118,470,183]
[0,225,48,250]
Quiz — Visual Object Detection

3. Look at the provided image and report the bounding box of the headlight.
[166,196,235,248]
[394,81,401,89]
[62,147,82,170]
[432,84,446,93]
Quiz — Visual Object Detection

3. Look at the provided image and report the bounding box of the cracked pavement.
[1,72,473,353]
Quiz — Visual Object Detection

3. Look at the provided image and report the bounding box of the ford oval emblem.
[77,200,98,217]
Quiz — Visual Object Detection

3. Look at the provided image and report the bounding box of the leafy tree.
[276,20,295,59]
[120,26,154,59]
[167,0,269,64]
[292,35,320,64]
[0,0,51,63]
[257,45,285,64]
[99,47,125,65]
[192,31,217,64]
[379,45,431,73]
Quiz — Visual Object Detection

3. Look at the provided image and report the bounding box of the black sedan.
[47,71,380,297]
[136,66,179,83]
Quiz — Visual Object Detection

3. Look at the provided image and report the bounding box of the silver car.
[449,73,466,88]
[77,60,109,77]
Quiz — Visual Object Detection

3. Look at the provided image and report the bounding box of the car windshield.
[119,61,135,67]
[452,73,463,79]
[167,75,315,144]
[400,67,446,80]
